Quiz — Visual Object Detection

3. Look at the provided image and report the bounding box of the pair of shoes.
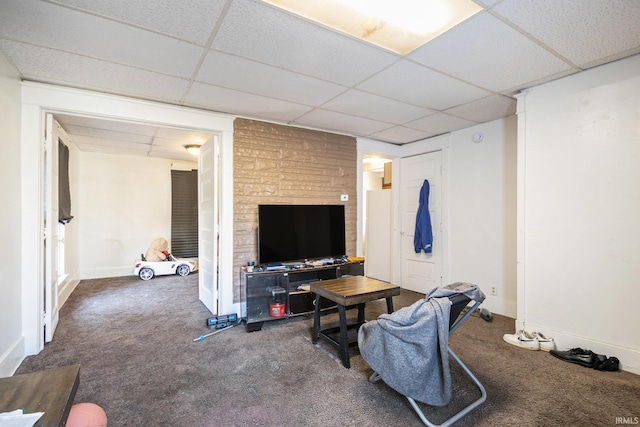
[503,330,556,351]
[551,348,621,371]
[503,330,539,350]
[550,347,596,367]
[531,332,556,352]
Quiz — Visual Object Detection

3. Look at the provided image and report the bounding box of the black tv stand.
[242,261,365,331]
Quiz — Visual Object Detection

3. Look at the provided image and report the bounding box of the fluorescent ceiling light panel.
[262,0,483,55]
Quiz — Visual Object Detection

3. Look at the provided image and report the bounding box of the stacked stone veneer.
[233,118,357,302]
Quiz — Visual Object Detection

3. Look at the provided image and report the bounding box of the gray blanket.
[357,282,485,406]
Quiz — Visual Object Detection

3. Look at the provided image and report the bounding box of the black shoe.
[550,347,596,368]
[596,356,620,371]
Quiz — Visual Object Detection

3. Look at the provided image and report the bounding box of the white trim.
[0,337,25,378]
[514,91,528,332]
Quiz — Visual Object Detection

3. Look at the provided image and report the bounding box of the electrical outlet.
[490,286,497,296]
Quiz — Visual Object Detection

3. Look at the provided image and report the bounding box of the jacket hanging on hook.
[414,179,433,253]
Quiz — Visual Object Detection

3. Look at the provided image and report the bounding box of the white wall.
[395,120,518,317]
[77,151,196,279]
[0,53,23,377]
[517,54,640,374]
[448,118,517,317]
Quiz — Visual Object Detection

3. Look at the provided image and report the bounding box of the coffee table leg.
[385,296,394,314]
[338,304,350,368]
[312,293,321,344]
[357,303,365,323]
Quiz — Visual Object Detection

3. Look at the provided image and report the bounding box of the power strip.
[206,313,238,328]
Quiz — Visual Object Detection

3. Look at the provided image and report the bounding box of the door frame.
[357,136,450,288]
[21,82,236,355]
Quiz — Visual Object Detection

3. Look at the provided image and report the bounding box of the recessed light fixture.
[184,144,201,155]
[261,0,482,55]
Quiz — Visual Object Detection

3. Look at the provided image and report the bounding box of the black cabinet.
[243,262,364,331]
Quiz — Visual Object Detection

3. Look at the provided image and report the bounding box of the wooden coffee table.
[311,275,400,368]
[0,364,80,426]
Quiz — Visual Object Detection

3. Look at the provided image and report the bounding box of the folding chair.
[368,291,487,427]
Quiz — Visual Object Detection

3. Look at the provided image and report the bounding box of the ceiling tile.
[212,0,399,86]
[55,114,158,137]
[51,0,226,45]
[357,60,490,110]
[0,40,190,102]
[153,128,213,144]
[444,95,516,123]
[72,135,152,152]
[0,0,204,77]
[58,125,153,145]
[369,126,435,145]
[196,50,347,105]
[406,113,477,135]
[492,0,640,68]
[408,12,573,93]
[294,109,391,136]
[149,145,196,161]
[185,82,314,122]
[321,90,436,124]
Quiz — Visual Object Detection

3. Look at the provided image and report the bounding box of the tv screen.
[258,204,346,265]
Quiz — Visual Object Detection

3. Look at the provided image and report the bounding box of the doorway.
[21,83,235,354]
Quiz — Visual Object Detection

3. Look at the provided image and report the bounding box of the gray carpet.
[16,273,640,426]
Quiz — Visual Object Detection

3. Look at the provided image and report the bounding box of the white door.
[198,137,219,314]
[43,113,60,342]
[365,190,391,282]
[400,151,442,294]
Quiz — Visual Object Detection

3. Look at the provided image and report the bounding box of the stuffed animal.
[145,237,170,262]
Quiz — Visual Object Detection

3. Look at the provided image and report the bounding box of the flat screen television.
[258,204,346,265]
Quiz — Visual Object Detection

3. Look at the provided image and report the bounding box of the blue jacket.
[414,179,433,253]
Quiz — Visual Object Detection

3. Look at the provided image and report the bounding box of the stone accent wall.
[233,118,357,302]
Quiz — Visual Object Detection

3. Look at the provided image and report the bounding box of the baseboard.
[481,296,516,319]
[0,336,25,378]
[81,266,133,279]
[516,320,640,375]
[59,274,81,308]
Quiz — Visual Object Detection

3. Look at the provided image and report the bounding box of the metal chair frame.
[368,295,486,427]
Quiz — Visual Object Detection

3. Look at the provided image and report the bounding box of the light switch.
[340,194,348,201]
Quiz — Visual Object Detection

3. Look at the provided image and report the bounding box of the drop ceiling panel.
[0,0,204,78]
[406,113,477,136]
[0,40,190,102]
[154,128,214,144]
[55,114,159,137]
[370,126,435,145]
[408,12,573,93]
[443,95,516,123]
[51,0,227,45]
[71,135,152,152]
[357,60,490,110]
[196,50,347,105]
[212,0,399,86]
[185,82,314,122]
[295,109,392,136]
[149,145,197,161]
[321,90,436,125]
[492,0,640,68]
[58,125,153,145]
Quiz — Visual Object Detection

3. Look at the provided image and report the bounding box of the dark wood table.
[311,276,400,368]
[0,364,80,427]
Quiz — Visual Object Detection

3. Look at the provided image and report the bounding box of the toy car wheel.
[139,267,154,280]
[176,264,191,277]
